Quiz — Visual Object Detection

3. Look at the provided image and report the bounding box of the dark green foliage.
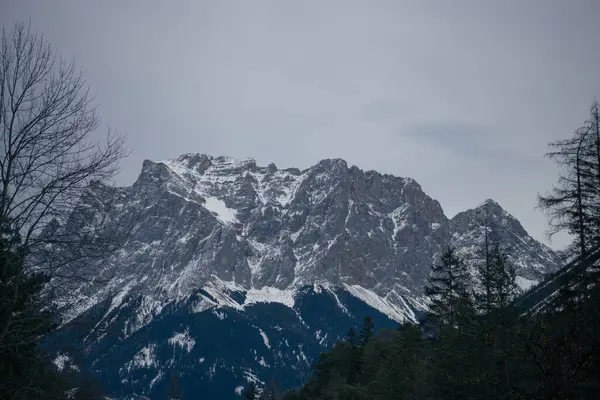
[285,283,600,399]
[285,249,600,400]
[346,327,359,348]
[358,316,374,346]
[475,243,518,325]
[424,247,473,327]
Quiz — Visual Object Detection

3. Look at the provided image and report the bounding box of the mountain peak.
[317,158,348,168]
[481,198,500,207]
[53,152,565,398]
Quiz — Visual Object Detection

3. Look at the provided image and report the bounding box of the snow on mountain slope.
[55,282,403,400]
[449,199,563,291]
[51,155,562,326]
[47,153,565,399]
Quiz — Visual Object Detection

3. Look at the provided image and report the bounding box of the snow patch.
[125,344,158,372]
[190,296,216,313]
[53,353,71,371]
[258,356,269,367]
[343,284,413,323]
[243,370,264,384]
[202,196,238,223]
[516,275,537,291]
[149,370,163,388]
[245,286,295,309]
[314,282,350,315]
[315,330,328,346]
[258,328,271,349]
[168,329,195,353]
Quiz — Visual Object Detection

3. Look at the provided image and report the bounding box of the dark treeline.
[275,101,600,400]
[281,252,600,400]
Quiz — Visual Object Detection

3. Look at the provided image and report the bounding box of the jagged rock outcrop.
[50,154,564,399]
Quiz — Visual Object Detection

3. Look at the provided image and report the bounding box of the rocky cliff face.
[449,199,562,291]
[50,154,564,399]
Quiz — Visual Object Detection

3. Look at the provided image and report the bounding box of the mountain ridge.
[56,153,562,322]
[49,153,564,399]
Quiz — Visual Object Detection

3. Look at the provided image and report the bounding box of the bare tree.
[538,129,592,258]
[0,20,127,352]
[538,100,600,299]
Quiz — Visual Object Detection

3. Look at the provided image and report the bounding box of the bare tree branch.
[0,20,128,360]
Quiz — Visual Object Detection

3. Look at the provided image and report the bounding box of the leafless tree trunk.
[0,21,127,348]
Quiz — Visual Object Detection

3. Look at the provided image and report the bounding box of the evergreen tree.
[424,247,473,328]
[489,244,517,311]
[358,316,374,346]
[345,327,361,385]
[346,327,359,348]
[0,223,65,400]
[475,244,517,318]
[284,108,600,399]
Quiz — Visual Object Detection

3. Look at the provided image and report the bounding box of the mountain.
[449,198,561,291]
[49,154,563,399]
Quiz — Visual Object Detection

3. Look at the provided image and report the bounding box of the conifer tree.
[0,222,65,400]
[345,327,361,384]
[346,327,359,348]
[358,316,374,346]
[489,244,517,311]
[424,247,473,328]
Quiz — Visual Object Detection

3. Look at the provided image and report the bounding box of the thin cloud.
[3,0,599,249]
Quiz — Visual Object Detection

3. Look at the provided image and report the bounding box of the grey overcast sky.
[3,1,600,249]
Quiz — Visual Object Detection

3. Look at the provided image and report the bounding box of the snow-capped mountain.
[50,154,564,399]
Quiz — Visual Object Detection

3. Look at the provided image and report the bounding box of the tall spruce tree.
[345,327,361,385]
[424,247,473,328]
[358,316,374,347]
[474,218,517,317]
[489,244,517,311]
